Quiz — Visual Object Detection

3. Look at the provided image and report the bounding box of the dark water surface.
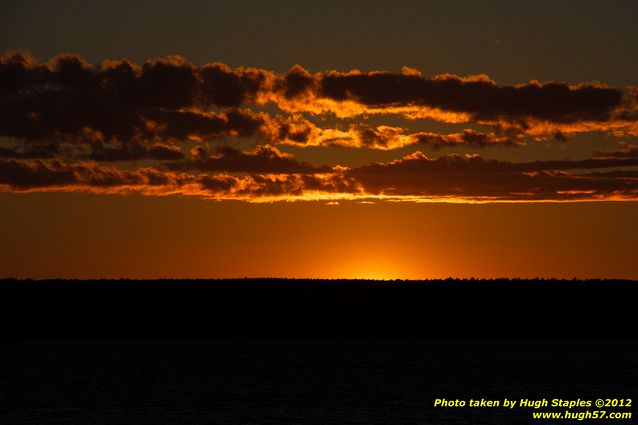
[1,340,636,424]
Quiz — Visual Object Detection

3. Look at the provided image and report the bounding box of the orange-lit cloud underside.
[2,153,638,202]
[2,51,638,202]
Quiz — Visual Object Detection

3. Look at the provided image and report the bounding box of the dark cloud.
[317,71,624,124]
[412,129,520,149]
[0,51,270,148]
[346,152,638,200]
[275,123,523,150]
[0,144,59,159]
[594,142,638,159]
[1,53,142,141]
[215,173,356,198]
[173,145,326,174]
[88,141,184,162]
[275,65,314,99]
[4,51,636,144]
[142,109,266,140]
[2,153,637,202]
[0,159,78,189]
[2,50,638,202]
[273,116,316,144]
[136,56,198,109]
[197,62,269,107]
[0,158,193,191]
[0,50,43,95]
[0,158,358,200]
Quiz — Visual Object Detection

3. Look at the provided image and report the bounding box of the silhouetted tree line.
[0,278,636,341]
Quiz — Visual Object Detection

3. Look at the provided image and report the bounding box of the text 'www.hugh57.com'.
[433,398,632,421]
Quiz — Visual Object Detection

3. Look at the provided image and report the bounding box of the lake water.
[1,340,636,424]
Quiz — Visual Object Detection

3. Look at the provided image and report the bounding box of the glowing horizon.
[1,1,637,279]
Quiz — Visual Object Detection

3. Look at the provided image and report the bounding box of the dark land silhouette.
[1,278,636,341]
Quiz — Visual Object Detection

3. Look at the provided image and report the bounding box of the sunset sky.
[1,0,637,279]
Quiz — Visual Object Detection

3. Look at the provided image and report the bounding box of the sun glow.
[345,270,399,281]
[334,255,419,281]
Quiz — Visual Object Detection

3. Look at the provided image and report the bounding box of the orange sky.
[2,192,637,279]
[1,1,637,279]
